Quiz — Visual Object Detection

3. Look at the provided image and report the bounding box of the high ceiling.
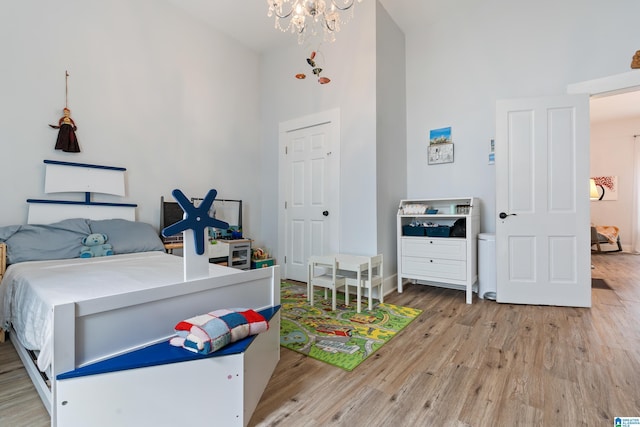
[165,0,640,123]
[164,0,431,52]
[164,0,288,51]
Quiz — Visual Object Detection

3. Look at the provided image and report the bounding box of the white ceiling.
[165,0,433,52]
[166,0,640,123]
[164,0,288,51]
[590,90,640,123]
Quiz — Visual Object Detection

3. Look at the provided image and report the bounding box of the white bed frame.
[12,265,280,426]
[9,161,281,426]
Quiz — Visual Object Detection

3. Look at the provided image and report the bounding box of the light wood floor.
[2,253,639,426]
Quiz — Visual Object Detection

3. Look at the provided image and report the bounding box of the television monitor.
[191,197,242,239]
[160,196,243,241]
[160,197,186,242]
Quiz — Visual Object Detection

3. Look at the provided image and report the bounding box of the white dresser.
[396,197,479,303]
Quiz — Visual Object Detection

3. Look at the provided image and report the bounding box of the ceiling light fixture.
[267,0,363,44]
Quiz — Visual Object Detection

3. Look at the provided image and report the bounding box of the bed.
[0,161,280,427]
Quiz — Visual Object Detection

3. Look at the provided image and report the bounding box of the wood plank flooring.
[0,342,49,427]
[249,253,640,426]
[1,253,639,426]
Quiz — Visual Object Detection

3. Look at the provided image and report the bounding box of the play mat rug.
[280,281,422,371]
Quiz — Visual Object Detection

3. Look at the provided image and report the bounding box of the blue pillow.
[89,219,164,254]
[0,218,91,264]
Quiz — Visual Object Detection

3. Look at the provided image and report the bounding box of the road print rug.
[280,281,422,371]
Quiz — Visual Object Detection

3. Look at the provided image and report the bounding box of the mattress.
[0,251,238,372]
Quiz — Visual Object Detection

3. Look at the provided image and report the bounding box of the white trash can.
[478,233,496,300]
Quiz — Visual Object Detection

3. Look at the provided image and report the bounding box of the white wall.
[6,0,638,269]
[259,1,378,258]
[0,0,264,245]
[376,3,406,276]
[591,115,640,249]
[404,0,640,233]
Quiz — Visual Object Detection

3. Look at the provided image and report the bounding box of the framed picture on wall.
[428,143,454,165]
[591,176,618,200]
[488,138,495,164]
[429,127,452,144]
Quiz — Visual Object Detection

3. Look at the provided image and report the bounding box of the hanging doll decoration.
[49,71,80,153]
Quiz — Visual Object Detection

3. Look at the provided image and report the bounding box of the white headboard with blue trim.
[27,160,137,224]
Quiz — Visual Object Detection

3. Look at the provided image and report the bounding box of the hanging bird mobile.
[49,71,80,153]
[295,50,331,85]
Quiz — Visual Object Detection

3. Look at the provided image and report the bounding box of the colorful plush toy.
[169,308,269,354]
[80,233,114,258]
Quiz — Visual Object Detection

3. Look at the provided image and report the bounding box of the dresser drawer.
[207,241,229,259]
[402,257,467,281]
[401,238,466,261]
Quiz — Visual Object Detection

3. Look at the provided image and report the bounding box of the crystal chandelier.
[267,0,363,44]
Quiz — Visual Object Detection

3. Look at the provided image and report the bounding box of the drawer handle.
[430,259,433,263]
[429,240,433,244]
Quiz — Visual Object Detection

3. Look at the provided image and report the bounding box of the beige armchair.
[591,226,622,253]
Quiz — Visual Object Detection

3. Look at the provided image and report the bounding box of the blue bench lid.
[57,306,280,380]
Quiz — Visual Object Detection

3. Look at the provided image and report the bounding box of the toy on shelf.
[251,248,274,269]
[252,248,268,261]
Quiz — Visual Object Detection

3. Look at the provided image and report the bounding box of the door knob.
[499,212,516,219]
[323,211,329,216]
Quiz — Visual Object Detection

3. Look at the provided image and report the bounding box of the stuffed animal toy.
[80,233,114,258]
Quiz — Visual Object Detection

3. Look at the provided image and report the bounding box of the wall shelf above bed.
[27,160,137,224]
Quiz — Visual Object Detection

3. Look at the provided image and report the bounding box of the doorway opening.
[589,89,640,254]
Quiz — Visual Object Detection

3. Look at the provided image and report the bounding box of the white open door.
[278,110,340,282]
[495,94,591,307]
